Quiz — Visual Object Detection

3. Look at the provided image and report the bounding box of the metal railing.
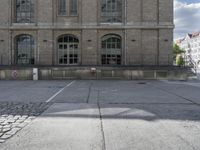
[183,54,198,76]
[126,54,173,66]
[184,55,198,73]
[0,53,189,68]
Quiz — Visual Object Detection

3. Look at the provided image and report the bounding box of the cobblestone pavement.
[0,102,51,143]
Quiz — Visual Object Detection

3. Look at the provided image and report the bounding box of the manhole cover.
[137,82,147,85]
[48,86,64,88]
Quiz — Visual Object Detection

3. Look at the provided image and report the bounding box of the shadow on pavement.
[40,103,200,121]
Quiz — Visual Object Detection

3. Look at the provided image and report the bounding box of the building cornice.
[0,24,174,30]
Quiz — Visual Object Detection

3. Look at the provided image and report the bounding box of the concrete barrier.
[0,69,32,80]
[0,67,188,80]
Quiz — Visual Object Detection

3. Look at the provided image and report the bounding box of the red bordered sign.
[11,70,18,79]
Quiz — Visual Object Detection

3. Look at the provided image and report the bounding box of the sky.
[174,0,200,39]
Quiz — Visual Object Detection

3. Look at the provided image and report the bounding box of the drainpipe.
[124,0,127,65]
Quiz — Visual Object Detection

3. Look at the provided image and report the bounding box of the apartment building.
[176,32,200,69]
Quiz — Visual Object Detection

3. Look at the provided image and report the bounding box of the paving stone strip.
[0,102,51,143]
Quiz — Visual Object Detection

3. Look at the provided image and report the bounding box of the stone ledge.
[0,66,188,80]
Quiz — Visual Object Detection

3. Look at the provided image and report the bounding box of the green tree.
[173,43,185,66]
[176,55,184,66]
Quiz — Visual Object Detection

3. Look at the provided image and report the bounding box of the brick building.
[0,0,174,66]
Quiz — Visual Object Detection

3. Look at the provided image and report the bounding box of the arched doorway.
[101,34,122,65]
[15,34,35,65]
[57,34,79,65]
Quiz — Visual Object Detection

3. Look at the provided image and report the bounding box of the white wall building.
[176,32,200,71]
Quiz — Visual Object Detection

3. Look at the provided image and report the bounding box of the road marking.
[46,80,75,103]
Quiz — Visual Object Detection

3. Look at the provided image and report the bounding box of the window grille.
[101,34,122,65]
[16,0,34,23]
[16,34,35,65]
[101,0,122,23]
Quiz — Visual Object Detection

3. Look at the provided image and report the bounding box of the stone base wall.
[0,67,188,81]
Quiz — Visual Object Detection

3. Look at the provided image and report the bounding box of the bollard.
[91,68,97,77]
[33,68,38,81]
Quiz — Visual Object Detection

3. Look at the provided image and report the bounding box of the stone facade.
[0,0,174,66]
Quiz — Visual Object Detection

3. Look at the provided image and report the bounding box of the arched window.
[101,0,122,23]
[58,35,79,65]
[16,0,35,23]
[15,34,35,65]
[101,34,122,65]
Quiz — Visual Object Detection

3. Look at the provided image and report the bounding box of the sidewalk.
[1,102,200,150]
[0,80,200,150]
[0,103,103,150]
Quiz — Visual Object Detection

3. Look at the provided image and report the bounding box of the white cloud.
[174,0,200,39]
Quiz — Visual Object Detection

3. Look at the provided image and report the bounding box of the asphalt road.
[0,80,200,150]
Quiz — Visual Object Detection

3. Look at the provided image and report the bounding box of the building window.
[101,34,121,65]
[70,0,78,16]
[15,34,35,65]
[58,35,79,65]
[101,0,122,23]
[16,0,34,23]
[58,0,67,15]
[58,0,78,16]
